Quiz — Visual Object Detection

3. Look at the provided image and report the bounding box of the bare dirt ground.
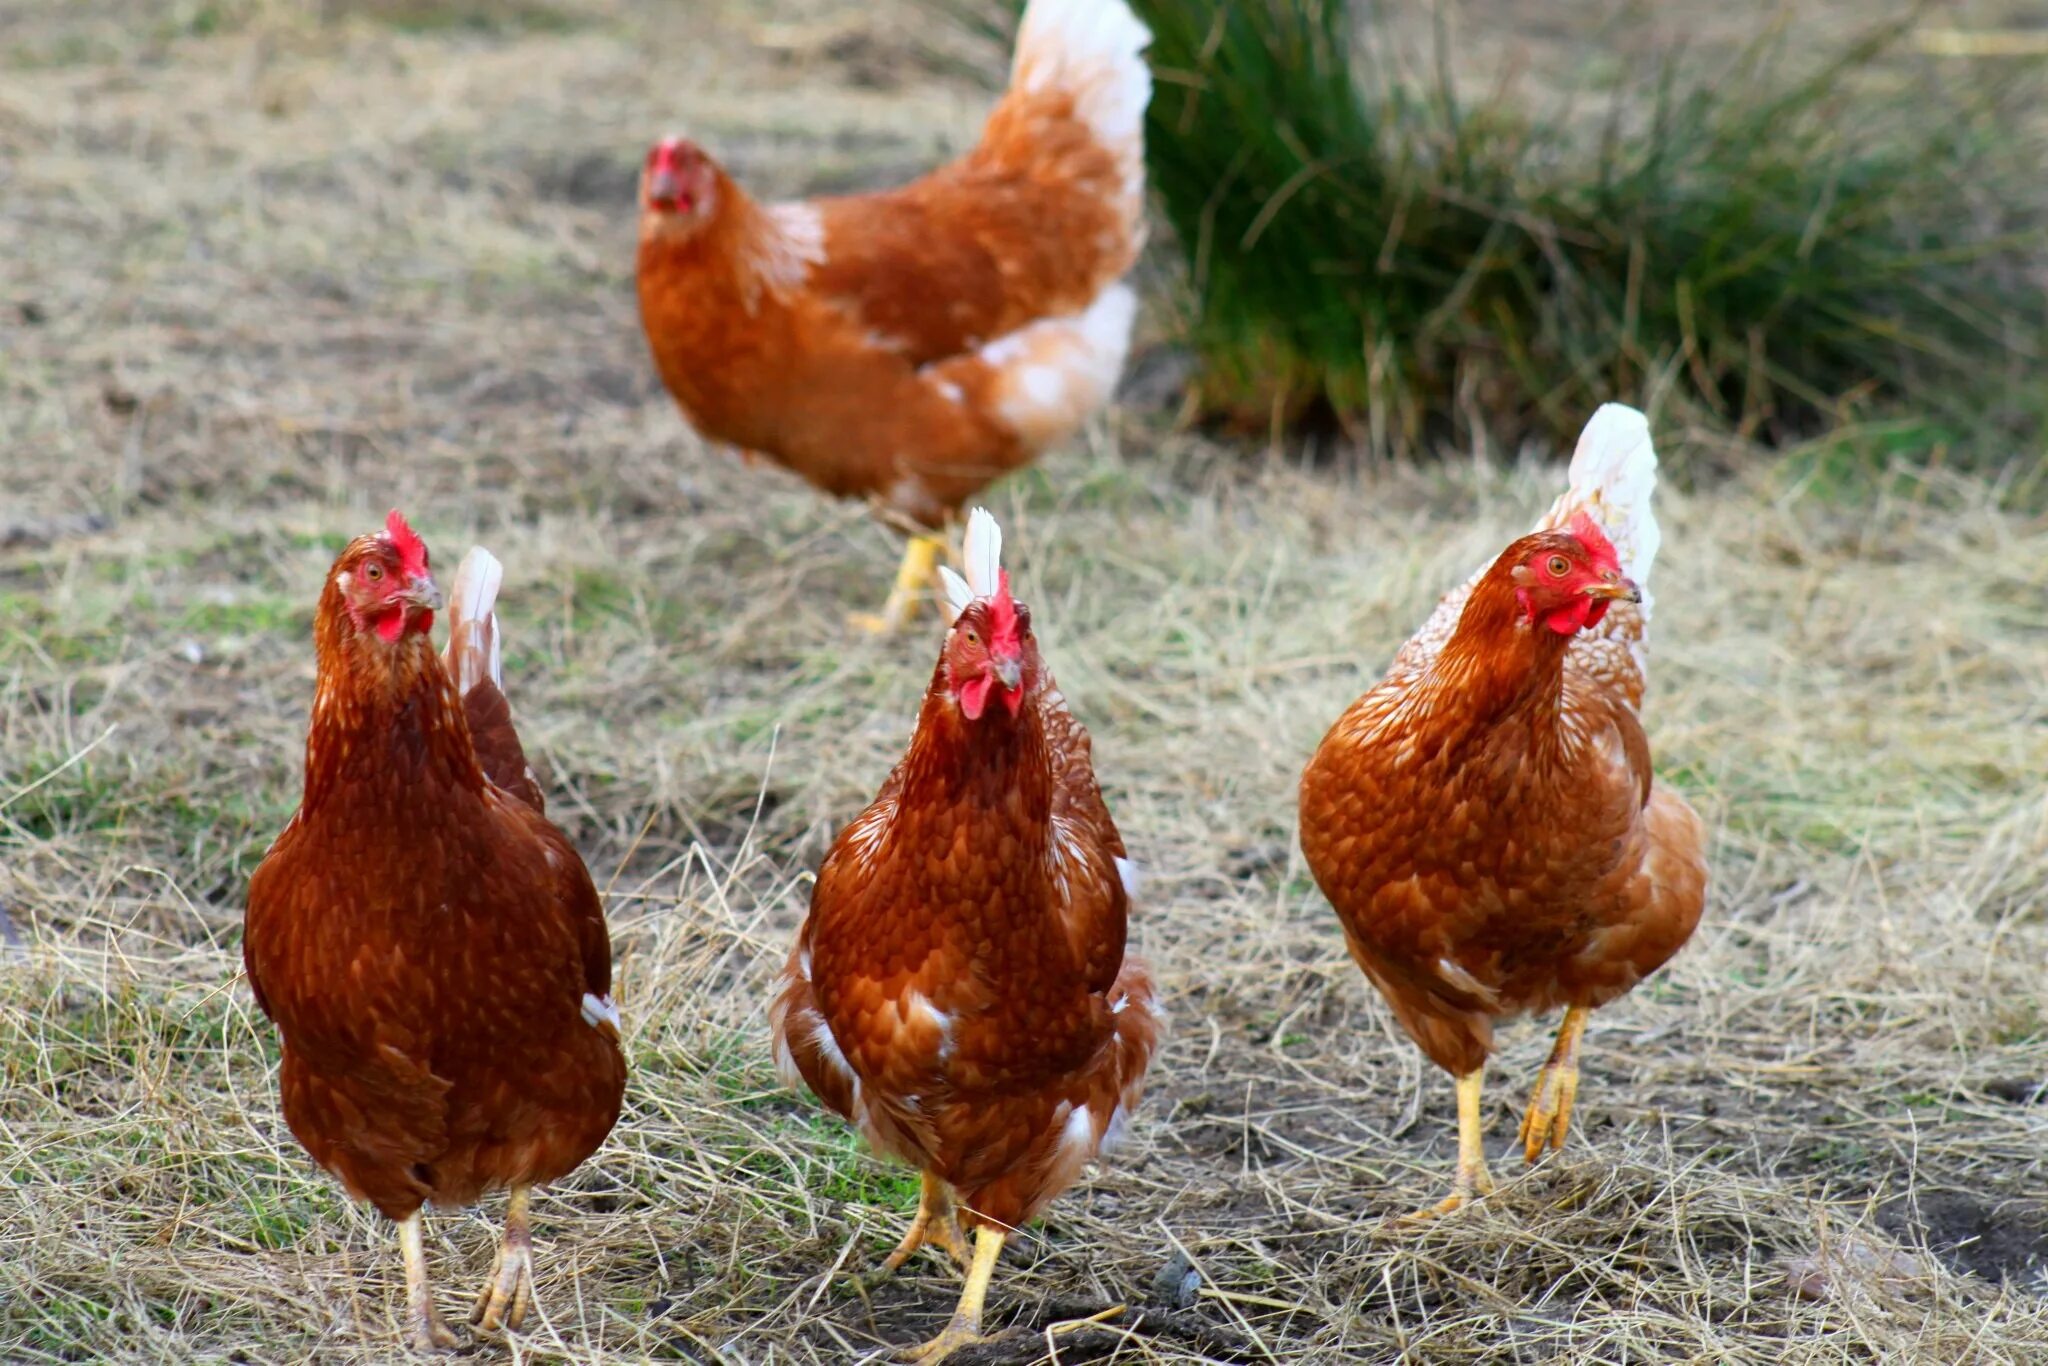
[2,1,2046,1361]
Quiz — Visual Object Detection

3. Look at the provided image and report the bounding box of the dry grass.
[3,1,2047,1362]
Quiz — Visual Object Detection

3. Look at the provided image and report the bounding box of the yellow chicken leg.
[853,1172,971,1293]
[399,1209,461,1352]
[1520,1005,1589,1162]
[1401,1068,1496,1221]
[897,1224,1004,1362]
[849,534,943,634]
[470,1185,534,1334]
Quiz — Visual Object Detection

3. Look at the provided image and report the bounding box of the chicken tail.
[927,284,1138,456]
[992,0,1152,244]
[1540,403,1662,614]
[940,506,1005,618]
[442,545,546,809]
[442,546,504,698]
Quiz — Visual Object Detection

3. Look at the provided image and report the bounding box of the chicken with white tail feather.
[244,516,624,1352]
[771,508,1161,1361]
[636,0,1153,632]
[1299,405,1710,1220]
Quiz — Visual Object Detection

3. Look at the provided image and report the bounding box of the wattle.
[1543,598,1593,635]
[958,675,993,720]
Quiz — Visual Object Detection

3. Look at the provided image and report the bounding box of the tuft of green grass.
[952,0,2047,464]
[1144,1,2045,457]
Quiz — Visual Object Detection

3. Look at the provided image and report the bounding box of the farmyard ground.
[2,1,2046,1362]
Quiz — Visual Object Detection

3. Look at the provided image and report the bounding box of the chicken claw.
[471,1185,535,1334]
[398,1210,463,1353]
[895,1225,1004,1362]
[853,1173,971,1294]
[1519,1006,1588,1163]
[1399,1068,1496,1222]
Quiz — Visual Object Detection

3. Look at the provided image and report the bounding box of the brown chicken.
[769,509,1162,1360]
[636,0,1151,631]
[244,512,626,1350]
[1298,405,1709,1218]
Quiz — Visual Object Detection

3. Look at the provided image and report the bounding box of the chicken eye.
[363,563,384,583]
[1546,555,1570,577]
[963,629,980,646]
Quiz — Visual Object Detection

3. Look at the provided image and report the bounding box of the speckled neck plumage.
[302,579,485,814]
[1428,550,1575,730]
[900,669,1055,832]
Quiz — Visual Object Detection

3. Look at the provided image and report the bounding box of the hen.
[244,512,626,1350]
[1298,406,1708,1218]
[769,508,1162,1360]
[636,0,1150,631]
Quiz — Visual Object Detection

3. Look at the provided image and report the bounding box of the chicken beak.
[646,168,682,211]
[1586,571,1642,604]
[991,653,1023,693]
[403,574,443,612]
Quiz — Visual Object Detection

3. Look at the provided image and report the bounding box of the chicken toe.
[895,1225,1004,1362]
[1519,1006,1588,1163]
[470,1185,535,1334]
[854,1173,970,1294]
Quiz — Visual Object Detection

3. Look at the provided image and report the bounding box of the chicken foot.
[398,1209,462,1352]
[849,534,943,634]
[470,1184,534,1335]
[896,1224,1004,1363]
[1401,1067,1496,1221]
[853,1172,971,1293]
[1519,1005,1588,1162]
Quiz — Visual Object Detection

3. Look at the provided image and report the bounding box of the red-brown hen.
[244,513,625,1350]
[771,508,1161,1361]
[636,0,1152,631]
[1299,406,1709,1219]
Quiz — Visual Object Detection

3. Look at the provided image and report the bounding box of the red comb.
[651,138,702,170]
[384,509,429,579]
[1568,510,1618,569]
[985,570,1023,656]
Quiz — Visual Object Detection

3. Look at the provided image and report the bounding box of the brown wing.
[805,153,1130,367]
[1038,680,1129,996]
[795,0,1147,367]
[530,810,614,1005]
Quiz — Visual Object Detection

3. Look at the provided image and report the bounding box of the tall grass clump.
[952,1,2047,462]
[1145,1,2048,456]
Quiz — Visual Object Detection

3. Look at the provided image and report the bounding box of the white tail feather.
[941,507,1005,622]
[443,546,504,695]
[1540,403,1662,615]
[969,284,1137,451]
[1012,0,1152,181]
[939,565,973,619]
[580,992,621,1032]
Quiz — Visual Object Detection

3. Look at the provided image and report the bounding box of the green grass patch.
[1,754,132,841]
[951,0,2047,467]
[1150,1,2044,456]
